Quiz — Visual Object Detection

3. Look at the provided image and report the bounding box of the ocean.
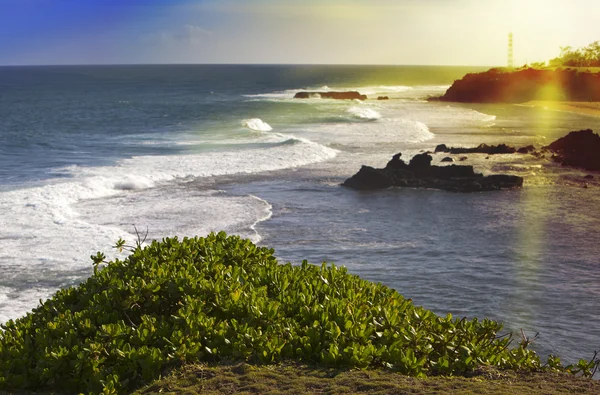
[1,64,600,365]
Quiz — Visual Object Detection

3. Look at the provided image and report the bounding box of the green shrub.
[0,232,582,393]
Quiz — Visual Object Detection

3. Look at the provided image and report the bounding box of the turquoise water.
[1,65,600,365]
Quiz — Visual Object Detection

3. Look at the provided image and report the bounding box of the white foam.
[347,106,381,120]
[4,137,338,230]
[243,89,303,100]
[243,85,448,102]
[0,188,276,323]
[242,118,273,132]
[247,195,273,243]
[75,189,273,245]
[291,117,435,148]
[383,102,498,128]
[0,133,340,323]
[90,139,336,182]
[413,85,451,91]
[0,287,54,324]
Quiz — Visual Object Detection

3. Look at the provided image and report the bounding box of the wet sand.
[523,101,600,117]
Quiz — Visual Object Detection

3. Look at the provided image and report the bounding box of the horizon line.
[0,62,501,68]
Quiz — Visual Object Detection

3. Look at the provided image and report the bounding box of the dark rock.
[434,143,525,155]
[341,165,394,190]
[459,157,468,161]
[544,129,600,171]
[385,152,407,169]
[409,153,433,169]
[517,145,536,154]
[377,96,390,100]
[441,157,454,162]
[451,143,516,154]
[342,152,523,192]
[584,174,594,179]
[294,91,367,100]
[435,144,449,153]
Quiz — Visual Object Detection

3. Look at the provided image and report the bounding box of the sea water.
[1,65,600,364]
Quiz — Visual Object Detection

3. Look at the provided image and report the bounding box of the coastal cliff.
[435,68,600,103]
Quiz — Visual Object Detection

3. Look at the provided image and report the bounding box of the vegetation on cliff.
[0,233,597,394]
[549,41,600,68]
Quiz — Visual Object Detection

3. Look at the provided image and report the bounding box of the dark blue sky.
[0,0,597,65]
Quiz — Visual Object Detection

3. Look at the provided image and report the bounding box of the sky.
[0,0,598,66]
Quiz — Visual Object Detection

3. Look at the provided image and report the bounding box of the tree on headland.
[529,61,547,68]
[549,41,600,67]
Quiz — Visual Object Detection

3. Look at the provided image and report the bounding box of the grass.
[135,362,600,395]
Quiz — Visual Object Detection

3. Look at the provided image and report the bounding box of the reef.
[343,152,523,192]
[434,143,536,155]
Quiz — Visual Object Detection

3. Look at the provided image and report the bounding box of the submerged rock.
[441,157,454,162]
[293,91,367,100]
[377,96,390,100]
[343,153,523,192]
[544,129,600,171]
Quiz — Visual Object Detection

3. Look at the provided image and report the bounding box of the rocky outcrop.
[428,130,600,172]
[517,145,536,154]
[293,91,367,100]
[434,143,521,155]
[544,129,600,171]
[342,153,523,192]
[377,96,389,100]
[433,68,600,103]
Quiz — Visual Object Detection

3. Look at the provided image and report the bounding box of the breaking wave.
[242,118,273,132]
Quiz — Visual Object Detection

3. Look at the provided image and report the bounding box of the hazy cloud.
[142,24,212,46]
[200,0,378,21]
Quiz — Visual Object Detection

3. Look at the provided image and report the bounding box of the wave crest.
[242,118,273,132]
[347,107,381,120]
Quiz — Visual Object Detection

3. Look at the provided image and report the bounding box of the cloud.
[142,24,212,46]
[174,25,212,44]
[200,0,378,21]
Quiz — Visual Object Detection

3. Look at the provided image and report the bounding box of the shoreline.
[521,101,600,117]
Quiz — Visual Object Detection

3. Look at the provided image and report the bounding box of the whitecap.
[242,118,273,132]
[347,106,381,120]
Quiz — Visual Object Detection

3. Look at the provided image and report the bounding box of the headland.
[434,68,600,103]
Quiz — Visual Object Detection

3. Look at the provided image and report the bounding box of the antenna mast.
[508,33,514,69]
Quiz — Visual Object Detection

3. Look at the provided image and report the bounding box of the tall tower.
[507,33,514,69]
